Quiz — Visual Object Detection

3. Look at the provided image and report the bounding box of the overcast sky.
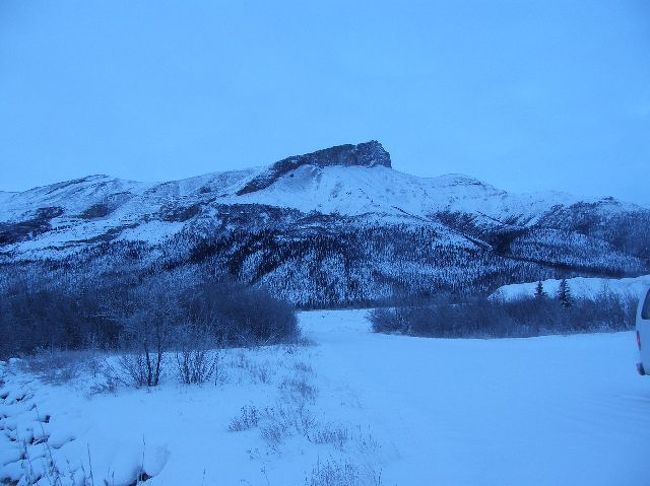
[1,1,649,205]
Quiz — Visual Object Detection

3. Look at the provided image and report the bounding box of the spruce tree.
[534,280,547,299]
[557,278,571,308]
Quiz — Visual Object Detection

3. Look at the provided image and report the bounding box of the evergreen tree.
[534,280,547,299]
[557,278,571,308]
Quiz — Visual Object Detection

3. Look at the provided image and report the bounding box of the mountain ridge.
[1,139,645,214]
[1,140,649,307]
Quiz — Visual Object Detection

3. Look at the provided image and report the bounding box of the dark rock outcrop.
[237,140,391,195]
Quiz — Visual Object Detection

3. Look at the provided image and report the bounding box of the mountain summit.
[237,140,391,195]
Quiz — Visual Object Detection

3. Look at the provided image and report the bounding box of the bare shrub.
[281,376,318,404]
[176,349,217,385]
[308,424,351,450]
[114,277,181,387]
[175,325,218,385]
[371,292,638,339]
[19,349,100,385]
[353,429,382,455]
[118,352,159,388]
[0,270,123,359]
[260,420,291,450]
[87,372,120,396]
[294,407,318,435]
[257,405,299,450]
[229,402,317,453]
[369,308,410,335]
[0,267,299,361]
[246,362,273,384]
[306,458,382,486]
[228,405,260,431]
[185,278,300,346]
[294,361,315,375]
[231,352,274,384]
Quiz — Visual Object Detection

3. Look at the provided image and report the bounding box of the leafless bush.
[294,361,315,375]
[0,268,299,360]
[228,405,261,431]
[353,429,382,456]
[229,402,318,454]
[176,349,217,385]
[184,278,300,347]
[175,325,218,385]
[306,458,382,486]
[308,424,351,450]
[294,407,318,435]
[260,420,292,450]
[256,405,303,450]
[87,372,120,396]
[231,352,274,384]
[118,352,161,388]
[19,349,101,385]
[0,271,123,359]
[281,376,318,404]
[114,276,181,387]
[371,292,638,338]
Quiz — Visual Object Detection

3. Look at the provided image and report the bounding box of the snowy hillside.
[491,274,650,302]
[1,310,648,485]
[1,141,649,306]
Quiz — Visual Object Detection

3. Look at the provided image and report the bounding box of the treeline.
[0,265,299,360]
[370,290,637,338]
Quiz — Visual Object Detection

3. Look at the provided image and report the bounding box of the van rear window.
[643,290,650,320]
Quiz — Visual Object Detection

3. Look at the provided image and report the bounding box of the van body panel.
[636,287,650,375]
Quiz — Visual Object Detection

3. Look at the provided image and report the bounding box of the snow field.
[0,342,384,485]
[2,309,650,485]
[301,310,650,486]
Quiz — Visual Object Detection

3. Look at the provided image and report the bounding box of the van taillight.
[637,330,642,350]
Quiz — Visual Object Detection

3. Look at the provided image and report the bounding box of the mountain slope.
[1,141,648,306]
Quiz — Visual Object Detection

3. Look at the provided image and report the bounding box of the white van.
[636,286,650,375]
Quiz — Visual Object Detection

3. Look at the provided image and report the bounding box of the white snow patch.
[491,275,650,302]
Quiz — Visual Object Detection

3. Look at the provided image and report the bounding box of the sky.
[1,0,649,206]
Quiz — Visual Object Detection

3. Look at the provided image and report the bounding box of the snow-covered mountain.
[1,141,649,306]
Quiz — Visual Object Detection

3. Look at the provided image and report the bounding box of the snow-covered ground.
[491,274,650,302]
[2,310,649,485]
